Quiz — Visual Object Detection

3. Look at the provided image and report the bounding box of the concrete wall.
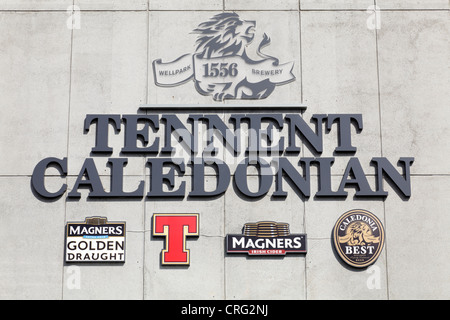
[0,1,449,300]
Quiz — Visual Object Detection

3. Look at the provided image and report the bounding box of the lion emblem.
[192,13,279,101]
[152,13,295,101]
[338,221,380,246]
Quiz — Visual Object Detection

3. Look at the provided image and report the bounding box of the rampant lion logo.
[338,221,380,246]
[153,13,295,101]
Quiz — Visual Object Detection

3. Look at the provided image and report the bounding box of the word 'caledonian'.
[31,112,414,200]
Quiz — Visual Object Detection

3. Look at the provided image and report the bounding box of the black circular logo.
[333,209,385,268]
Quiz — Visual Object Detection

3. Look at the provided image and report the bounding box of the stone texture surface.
[75,0,148,10]
[0,177,65,299]
[384,176,450,299]
[150,0,222,11]
[0,0,72,10]
[226,0,299,10]
[68,11,148,176]
[376,0,449,9]
[377,11,450,175]
[0,12,71,176]
[300,0,374,10]
[300,10,381,174]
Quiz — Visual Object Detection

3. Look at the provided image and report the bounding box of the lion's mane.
[339,222,380,245]
[192,13,253,59]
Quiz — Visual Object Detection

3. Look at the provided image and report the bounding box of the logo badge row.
[65,210,384,269]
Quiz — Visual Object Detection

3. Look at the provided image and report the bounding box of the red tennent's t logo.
[152,214,199,265]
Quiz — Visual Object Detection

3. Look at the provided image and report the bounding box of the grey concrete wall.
[0,1,449,300]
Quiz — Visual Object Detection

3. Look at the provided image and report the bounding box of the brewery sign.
[30,12,415,203]
[65,216,126,263]
[226,221,307,255]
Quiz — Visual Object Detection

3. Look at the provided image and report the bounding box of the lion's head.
[192,13,256,59]
[339,222,380,246]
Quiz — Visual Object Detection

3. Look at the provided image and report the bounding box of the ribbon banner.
[152,54,194,87]
[153,54,295,100]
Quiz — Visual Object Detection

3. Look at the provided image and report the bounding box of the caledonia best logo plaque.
[333,209,385,268]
